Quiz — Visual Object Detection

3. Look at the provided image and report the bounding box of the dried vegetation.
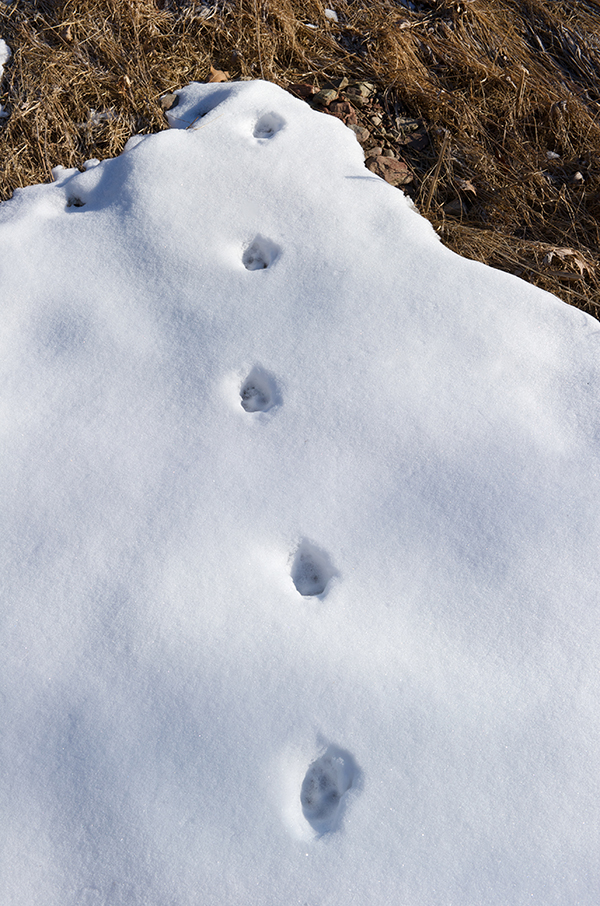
[1,0,599,314]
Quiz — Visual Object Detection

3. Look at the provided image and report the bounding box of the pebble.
[313,88,338,106]
[288,83,315,100]
[366,155,413,186]
[344,83,376,107]
[348,124,370,143]
[160,93,179,112]
[328,100,358,125]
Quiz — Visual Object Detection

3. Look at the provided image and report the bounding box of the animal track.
[240,366,279,412]
[291,540,336,597]
[242,235,280,271]
[66,196,86,209]
[300,746,358,834]
[253,113,285,139]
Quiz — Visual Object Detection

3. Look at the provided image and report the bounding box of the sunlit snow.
[1,79,599,906]
[0,38,10,120]
[0,38,9,75]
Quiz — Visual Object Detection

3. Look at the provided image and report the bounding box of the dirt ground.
[1,0,599,315]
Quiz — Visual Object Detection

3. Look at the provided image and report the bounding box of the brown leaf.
[118,75,132,97]
[542,247,593,277]
[208,65,229,83]
[455,177,477,195]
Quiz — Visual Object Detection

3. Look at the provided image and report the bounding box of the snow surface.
[0,38,9,74]
[1,79,599,906]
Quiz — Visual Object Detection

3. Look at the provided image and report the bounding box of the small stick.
[185,112,225,131]
[515,67,528,118]
[424,129,450,213]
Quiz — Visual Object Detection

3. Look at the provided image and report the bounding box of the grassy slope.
[1,0,599,314]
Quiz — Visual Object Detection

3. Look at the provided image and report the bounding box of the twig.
[515,67,527,118]
[424,129,450,213]
[36,120,53,182]
[185,112,225,131]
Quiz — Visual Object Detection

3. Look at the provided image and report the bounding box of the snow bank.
[1,80,599,906]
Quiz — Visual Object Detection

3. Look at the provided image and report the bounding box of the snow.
[1,79,599,906]
[0,38,10,120]
[0,38,9,73]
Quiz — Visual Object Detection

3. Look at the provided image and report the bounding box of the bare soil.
[1,0,599,315]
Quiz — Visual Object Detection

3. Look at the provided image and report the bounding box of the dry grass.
[1,0,599,315]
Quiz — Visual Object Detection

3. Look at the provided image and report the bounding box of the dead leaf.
[543,247,593,277]
[118,74,132,96]
[455,177,477,195]
[208,66,230,84]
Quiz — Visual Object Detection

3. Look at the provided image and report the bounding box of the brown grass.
[1,0,599,315]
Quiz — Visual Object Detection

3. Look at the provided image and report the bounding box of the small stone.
[367,146,384,157]
[313,88,339,107]
[288,83,315,100]
[343,83,376,107]
[160,93,179,112]
[348,82,375,97]
[370,114,383,126]
[348,124,370,143]
[382,149,396,158]
[366,155,412,186]
[327,100,357,125]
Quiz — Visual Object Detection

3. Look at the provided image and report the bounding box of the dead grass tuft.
[1,0,599,314]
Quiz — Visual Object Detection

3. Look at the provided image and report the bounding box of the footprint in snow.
[242,235,280,271]
[66,196,86,210]
[253,112,285,140]
[301,746,358,834]
[291,540,336,597]
[240,366,279,412]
